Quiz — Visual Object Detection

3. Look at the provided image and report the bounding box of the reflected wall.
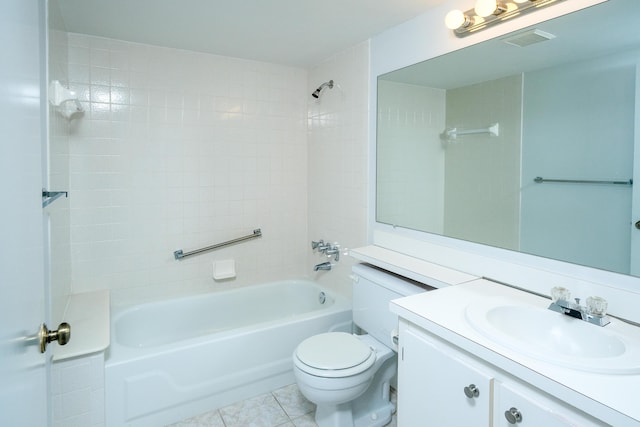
[375,0,639,276]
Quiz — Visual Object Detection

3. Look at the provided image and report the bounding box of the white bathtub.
[105,280,352,427]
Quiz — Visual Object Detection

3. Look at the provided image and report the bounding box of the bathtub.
[105,280,351,427]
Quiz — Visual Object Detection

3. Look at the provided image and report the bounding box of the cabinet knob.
[463,384,480,398]
[504,407,523,424]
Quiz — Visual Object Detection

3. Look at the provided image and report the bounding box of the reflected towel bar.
[533,177,633,186]
[441,123,499,141]
[174,229,262,260]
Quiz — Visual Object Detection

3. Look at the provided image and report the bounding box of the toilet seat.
[294,332,376,378]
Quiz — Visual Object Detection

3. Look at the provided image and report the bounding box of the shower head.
[312,80,334,98]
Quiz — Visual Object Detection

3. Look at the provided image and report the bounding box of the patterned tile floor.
[166,383,397,427]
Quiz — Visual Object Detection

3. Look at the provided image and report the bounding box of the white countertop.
[53,290,110,361]
[391,279,640,426]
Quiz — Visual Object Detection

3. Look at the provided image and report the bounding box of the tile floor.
[166,383,397,427]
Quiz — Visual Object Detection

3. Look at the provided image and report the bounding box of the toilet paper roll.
[390,328,399,352]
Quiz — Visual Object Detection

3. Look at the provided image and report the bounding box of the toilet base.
[313,354,397,427]
[315,401,393,427]
[315,403,355,427]
[354,402,394,427]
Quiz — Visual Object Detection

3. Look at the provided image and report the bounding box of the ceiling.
[55,0,446,68]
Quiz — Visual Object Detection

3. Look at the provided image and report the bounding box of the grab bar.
[533,177,633,186]
[174,229,262,260]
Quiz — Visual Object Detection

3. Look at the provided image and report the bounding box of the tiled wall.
[52,353,105,427]
[377,80,445,233]
[65,34,309,303]
[444,75,522,251]
[307,41,370,296]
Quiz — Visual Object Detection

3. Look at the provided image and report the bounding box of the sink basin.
[465,297,640,374]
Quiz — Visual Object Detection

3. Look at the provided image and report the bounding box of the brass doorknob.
[39,322,71,353]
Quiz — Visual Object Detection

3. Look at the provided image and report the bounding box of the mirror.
[376,0,640,277]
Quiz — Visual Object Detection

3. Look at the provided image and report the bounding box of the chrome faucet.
[547,287,610,327]
[311,239,341,270]
[311,239,341,261]
[314,262,332,271]
[325,246,340,261]
[312,240,331,253]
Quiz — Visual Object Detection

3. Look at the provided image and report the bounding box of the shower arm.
[312,80,334,98]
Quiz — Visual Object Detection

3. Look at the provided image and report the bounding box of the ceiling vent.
[502,29,556,47]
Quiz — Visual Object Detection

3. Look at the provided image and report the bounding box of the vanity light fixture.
[474,0,506,17]
[446,0,566,36]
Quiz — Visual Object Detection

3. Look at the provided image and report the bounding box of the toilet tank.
[352,264,432,349]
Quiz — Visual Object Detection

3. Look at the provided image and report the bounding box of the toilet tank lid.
[296,332,373,370]
[352,264,428,296]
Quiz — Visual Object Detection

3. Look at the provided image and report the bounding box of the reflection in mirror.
[376,0,640,276]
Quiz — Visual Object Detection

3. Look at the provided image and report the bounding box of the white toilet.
[293,264,427,427]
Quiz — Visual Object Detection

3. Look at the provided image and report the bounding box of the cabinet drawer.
[494,380,607,427]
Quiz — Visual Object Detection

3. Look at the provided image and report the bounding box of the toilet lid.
[296,332,373,370]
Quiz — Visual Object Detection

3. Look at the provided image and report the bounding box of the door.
[0,0,49,425]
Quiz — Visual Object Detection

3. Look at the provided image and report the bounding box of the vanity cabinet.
[399,325,492,425]
[397,319,605,427]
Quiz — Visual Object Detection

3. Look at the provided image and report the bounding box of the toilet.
[293,264,428,427]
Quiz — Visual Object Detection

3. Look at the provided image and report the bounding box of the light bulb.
[445,9,466,30]
[475,0,498,17]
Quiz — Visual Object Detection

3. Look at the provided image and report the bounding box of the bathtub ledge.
[53,289,110,361]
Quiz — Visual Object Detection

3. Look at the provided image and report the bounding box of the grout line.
[271,390,291,422]
[219,408,228,427]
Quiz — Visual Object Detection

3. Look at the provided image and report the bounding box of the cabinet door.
[494,380,606,427]
[398,326,493,427]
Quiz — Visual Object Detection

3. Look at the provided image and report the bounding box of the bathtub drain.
[318,292,326,304]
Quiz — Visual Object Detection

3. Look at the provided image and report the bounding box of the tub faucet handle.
[317,243,331,253]
[312,240,331,253]
[325,245,340,261]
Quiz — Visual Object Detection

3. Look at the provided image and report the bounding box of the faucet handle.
[311,240,324,250]
[586,296,608,316]
[551,286,571,303]
[325,244,340,261]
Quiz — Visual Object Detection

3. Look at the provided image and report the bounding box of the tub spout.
[314,262,332,271]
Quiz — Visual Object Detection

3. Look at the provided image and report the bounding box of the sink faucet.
[548,287,610,327]
[314,262,332,271]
